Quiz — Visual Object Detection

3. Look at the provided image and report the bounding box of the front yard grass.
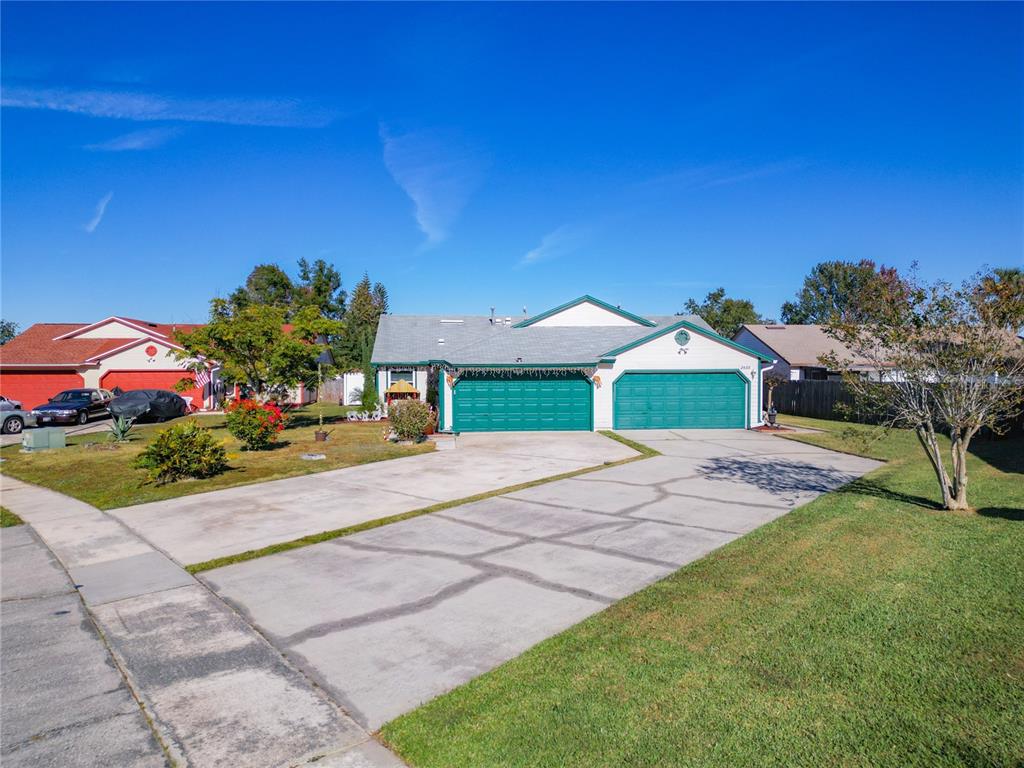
[382,420,1024,767]
[1,506,24,527]
[0,404,433,509]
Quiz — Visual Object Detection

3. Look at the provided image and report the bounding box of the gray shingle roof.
[372,313,713,366]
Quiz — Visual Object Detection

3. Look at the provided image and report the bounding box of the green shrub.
[108,415,137,443]
[224,399,286,450]
[133,420,228,484]
[389,399,432,441]
[360,363,378,413]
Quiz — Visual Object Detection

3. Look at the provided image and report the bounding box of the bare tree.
[763,374,787,416]
[823,270,1024,511]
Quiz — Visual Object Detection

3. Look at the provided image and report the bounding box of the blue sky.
[2,2,1021,327]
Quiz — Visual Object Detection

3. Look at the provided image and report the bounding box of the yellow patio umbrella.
[385,379,420,398]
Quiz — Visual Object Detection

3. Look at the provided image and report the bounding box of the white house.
[371,295,771,432]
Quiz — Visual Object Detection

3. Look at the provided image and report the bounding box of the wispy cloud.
[380,125,484,247]
[635,159,806,191]
[2,85,333,128]
[518,225,587,268]
[85,126,182,152]
[85,192,113,233]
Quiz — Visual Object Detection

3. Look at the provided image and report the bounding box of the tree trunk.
[916,424,953,509]
[947,426,978,511]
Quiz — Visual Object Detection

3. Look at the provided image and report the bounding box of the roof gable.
[1,319,201,367]
[84,336,183,363]
[54,316,166,340]
[602,319,773,362]
[514,296,655,328]
[0,324,128,365]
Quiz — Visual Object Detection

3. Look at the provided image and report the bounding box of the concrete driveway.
[111,432,637,565]
[205,429,880,729]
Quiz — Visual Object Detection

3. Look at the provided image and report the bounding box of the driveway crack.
[282,572,496,645]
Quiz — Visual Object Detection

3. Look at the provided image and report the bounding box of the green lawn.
[1,506,24,527]
[0,404,433,509]
[382,419,1024,767]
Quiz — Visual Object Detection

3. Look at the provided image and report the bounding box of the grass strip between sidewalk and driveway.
[381,419,1024,768]
[186,432,659,574]
[1,506,24,527]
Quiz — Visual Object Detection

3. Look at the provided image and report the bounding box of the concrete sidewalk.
[1,524,168,768]
[0,475,405,768]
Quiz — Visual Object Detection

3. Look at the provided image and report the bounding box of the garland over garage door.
[614,372,746,429]
[454,373,592,431]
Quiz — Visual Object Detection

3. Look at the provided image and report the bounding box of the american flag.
[195,367,211,388]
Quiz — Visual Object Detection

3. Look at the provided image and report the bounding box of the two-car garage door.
[453,374,592,431]
[614,372,747,429]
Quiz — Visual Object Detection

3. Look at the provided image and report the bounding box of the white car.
[0,395,22,411]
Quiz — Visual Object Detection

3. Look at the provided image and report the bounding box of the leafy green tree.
[174,300,342,402]
[973,267,1024,333]
[781,260,900,324]
[296,258,347,320]
[337,272,389,369]
[0,319,18,346]
[681,288,764,338]
[229,263,295,312]
[823,269,1024,511]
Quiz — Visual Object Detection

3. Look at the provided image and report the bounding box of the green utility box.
[21,427,67,452]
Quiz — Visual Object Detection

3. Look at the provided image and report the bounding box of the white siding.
[530,300,644,327]
[95,341,180,370]
[73,321,160,340]
[413,369,429,402]
[440,371,453,430]
[341,371,365,405]
[593,328,761,429]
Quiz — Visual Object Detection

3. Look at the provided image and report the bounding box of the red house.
[0,316,210,409]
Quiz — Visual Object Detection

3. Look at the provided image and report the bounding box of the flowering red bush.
[225,399,286,450]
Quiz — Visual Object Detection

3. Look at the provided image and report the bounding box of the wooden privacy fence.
[318,378,346,403]
[767,380,866,421]
[765,379,1023,435]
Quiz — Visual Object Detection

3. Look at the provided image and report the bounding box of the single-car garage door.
[454,373,592,431]
[101,371,201,403]
[0,369,84,409]
[614,372,746,429]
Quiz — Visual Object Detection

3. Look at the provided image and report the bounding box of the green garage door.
[454,374,592,431]
[614,372,747,429]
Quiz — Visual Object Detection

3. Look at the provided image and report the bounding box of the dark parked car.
[32,389,113,425]
[108,389,187,422]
